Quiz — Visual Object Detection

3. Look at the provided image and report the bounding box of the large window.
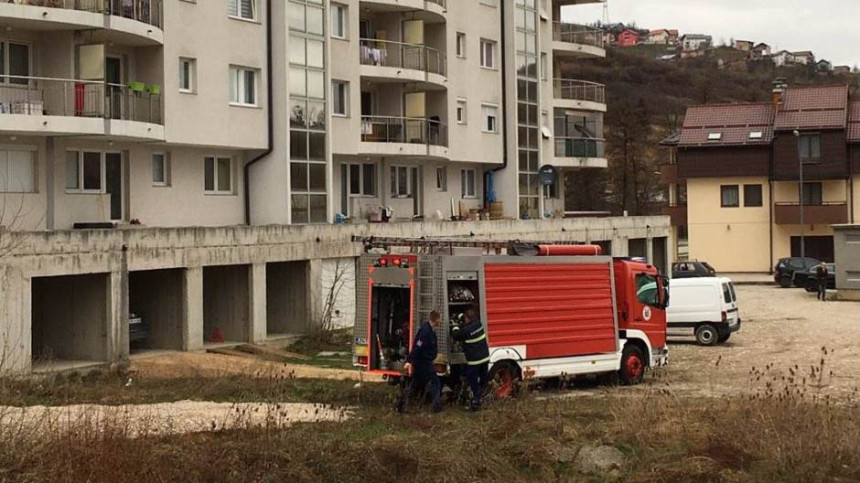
[480,39,496,69]
[204,156,233,194]
[801,182,823,205]
[390,166,412,197]
[743,184,762,207]
[0,149,34,192]
[515,0,539,219]
[228,0,257,21]
[332,80,348,116]
[798,134,822,164]
[65,151,104,192]
[229,66,258,106]
[330,3,347,39]
[179,58,196,93]
[345,163,375,196]
[720,185,739,207]
[0,41,31,85]
[461,169,476,198]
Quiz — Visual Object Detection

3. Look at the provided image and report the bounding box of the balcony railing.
[359,39,447,77]
[553,79,605,104]
[552,22,605,49]
[0,76,162,125]
[662,203,688,226]
[1,0,163,29]
[425,0,445,7]
[555,137,605,158]
[361,115,448,148]
[774,202,849,225]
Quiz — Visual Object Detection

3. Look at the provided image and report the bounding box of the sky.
[562,0,859,67]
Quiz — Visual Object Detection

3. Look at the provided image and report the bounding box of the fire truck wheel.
[488,361,520,399]
[619,345,645,386]
[695,324,719,346]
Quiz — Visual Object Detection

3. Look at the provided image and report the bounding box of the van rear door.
[721,280,739,327]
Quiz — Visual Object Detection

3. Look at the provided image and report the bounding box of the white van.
[667,277,740,345]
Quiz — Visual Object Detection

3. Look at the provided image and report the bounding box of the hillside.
[559,47,860,215]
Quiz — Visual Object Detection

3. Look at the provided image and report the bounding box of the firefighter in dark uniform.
[451,306,490,411]
[396,311,442,413]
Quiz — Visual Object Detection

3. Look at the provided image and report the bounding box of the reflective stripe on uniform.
[467,356,491,366]
[465,333,487,344]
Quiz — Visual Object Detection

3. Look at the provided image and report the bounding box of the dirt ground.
[664,284,860,399]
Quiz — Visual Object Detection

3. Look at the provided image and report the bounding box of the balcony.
[662,204,688,226]
[0,75,163,140]
[552,22,605,58]
[360,115,448,158]
[359,0,445,21]
[774,202,849,225]
[359,39,447,89]
[553,137,607,168]
[553,79,606,112]
[0,0,163,45]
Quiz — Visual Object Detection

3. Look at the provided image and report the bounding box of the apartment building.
[0,0,673,376]
[663,83,860,272]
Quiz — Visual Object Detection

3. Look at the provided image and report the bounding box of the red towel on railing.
[75,83,85,117]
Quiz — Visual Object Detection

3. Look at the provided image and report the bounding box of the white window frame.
[179,57,196,94]
[461,168,477,198]
[482,103,499,133]
[0,147,36,193]
[229,65,259,107]
[456,98,467,125]
[436,166,447,192]
[332,80,349,117]
[390,165,413,198]
[204,155,234,195]
[151,152,169,187]
[480,39,496,69]
[456,32,466,58]
[345,162,376,197]
[64,150,118,194]
[331,3,348,40]
[228,0,257,22]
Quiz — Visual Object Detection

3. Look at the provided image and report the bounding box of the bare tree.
[314,259,354,342]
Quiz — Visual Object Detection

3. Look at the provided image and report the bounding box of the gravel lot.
[664,284,860,400]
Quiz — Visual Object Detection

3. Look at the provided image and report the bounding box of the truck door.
[632,271,667,347]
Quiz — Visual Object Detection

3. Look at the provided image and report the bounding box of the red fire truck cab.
[352,238,669,392]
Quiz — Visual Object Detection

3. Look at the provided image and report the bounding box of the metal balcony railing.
[359,39,447,77]
[425,0,445,7]
[0,76,162,125]
[554,137,605,158]
[361,115,448,147]
[552,22,605,49]
[1,0,163,29]
[553,79,605,104]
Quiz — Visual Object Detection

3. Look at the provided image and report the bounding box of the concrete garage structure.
[0,217,671,376]
[834,225,860,300]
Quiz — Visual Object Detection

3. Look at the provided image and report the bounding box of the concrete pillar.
[0,265,30,375]
[646,236,655,264]
[108,270,128,362]
[183,267,204,351]
[613,235,628,257]
[306,259,324,333]
[249,263,268,343]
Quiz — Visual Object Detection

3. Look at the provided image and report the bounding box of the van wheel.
[488,361,520,399]
[718,332,731,343]
[618,345,645,386]
[779,276,792,288]
[695,324,719,346]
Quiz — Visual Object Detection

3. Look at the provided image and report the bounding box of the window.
[65,151,103,192]
[461,169,476,198]
[0,41,31,85]
[228,0,257,21]
[331,3,347,39]
[229,66,258,106]
[204,156,233,194]
[721,185,739,207]
[635,273,660,307]
[289,1,325,36]
[456,99,467,124]
[749,131,763,139]
[540,53,548,81]
[345,163,375,196]
[801,182,823,205]
[179,58,196,93]
[743,184,762,207]
[482,104,499,133]
[390,166,412,197]
[456,32,466,58]
[708,132,722,141]
[799,134,822,164]
[436,167,447,192]
[332,80,348,116]
[0,149,34,193]
[480,39,496,69]
[152,153,169,186]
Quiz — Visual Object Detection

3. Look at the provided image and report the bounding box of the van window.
[728,282,737,302]
[722,283,732,304]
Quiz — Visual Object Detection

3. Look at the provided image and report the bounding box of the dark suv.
[672,260,717,279]
[773,257,820,288]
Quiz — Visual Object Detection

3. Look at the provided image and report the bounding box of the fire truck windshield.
[635,273,662,307]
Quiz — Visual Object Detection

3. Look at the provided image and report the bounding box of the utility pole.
[602,1,610,25]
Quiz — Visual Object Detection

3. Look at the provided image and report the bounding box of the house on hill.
[734,40,754,52]
[680,34,712,51]
[817,59,833,73]
[792,51,815,65]
[771,50,798,67]
[646,29,679,46]
[834,65,852,75]
[616,29,640,47]
[750,43,772,61]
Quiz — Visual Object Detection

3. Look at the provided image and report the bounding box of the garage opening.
[31,274,109,368]
[129,269,184,353]
[629,238,647,259]
[791,236,834,263]
[266,261,309,338]
[203,265,250,345]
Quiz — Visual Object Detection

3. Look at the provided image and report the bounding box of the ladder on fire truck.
[353,235,591,255]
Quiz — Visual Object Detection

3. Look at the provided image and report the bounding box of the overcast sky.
[562,0,858,67]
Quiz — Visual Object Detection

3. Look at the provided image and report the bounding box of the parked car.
[667,277,740,345]
[129,313,149,343]
[803,263,836,292]
[773,257,820,288]
[672,260,717,279]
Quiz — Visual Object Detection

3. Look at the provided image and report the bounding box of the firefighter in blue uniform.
[451,306,490,411]
[396,311,443,413]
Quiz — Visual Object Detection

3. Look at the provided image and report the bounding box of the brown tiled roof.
[774,85,848,131]
[679,103,774,146]
[848,101,860,142]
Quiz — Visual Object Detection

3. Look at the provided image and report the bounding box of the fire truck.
[352,237,669,395]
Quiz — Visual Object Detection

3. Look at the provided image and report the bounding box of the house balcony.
[359,0,445,22]
[0,0,163,46]
[552,22,605,58]
[660,163,680,184]
[553,137,607,168]
[360,115,448,159]
[553,79,606,112]
[359,39,447,90]
[0,75,164,140]
[662,204,688,226]
[774,202,849,226]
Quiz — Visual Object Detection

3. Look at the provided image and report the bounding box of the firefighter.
[396,311,442,413]
[451,306,490,411]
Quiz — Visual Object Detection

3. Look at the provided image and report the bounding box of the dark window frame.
[798,133,822,165]
[743,184,763,207]
[720,184,740,208]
